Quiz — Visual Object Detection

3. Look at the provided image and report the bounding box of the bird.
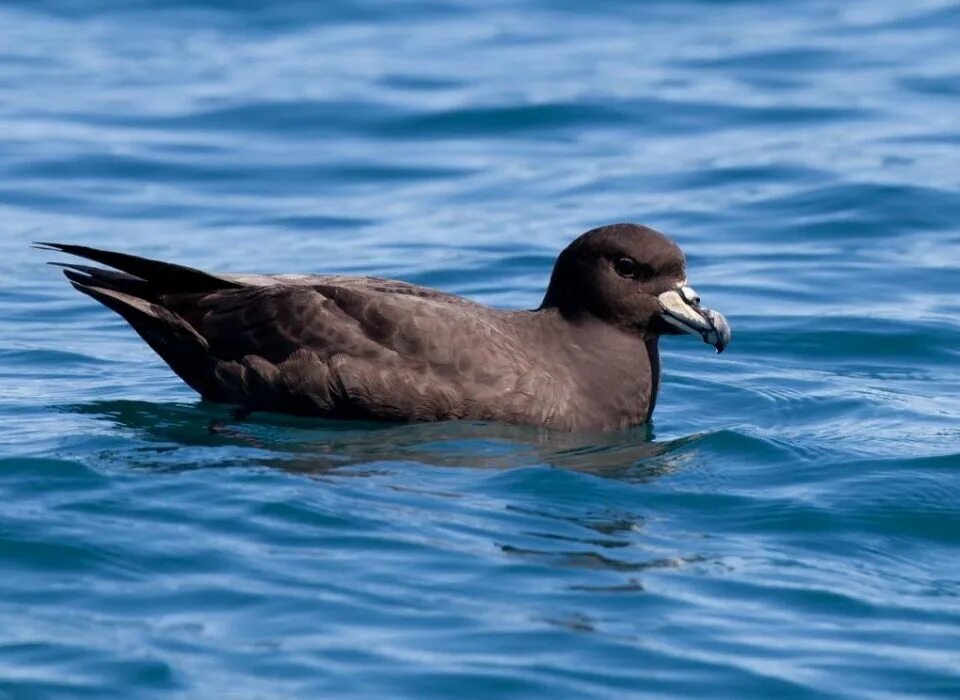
[38,223,730,432]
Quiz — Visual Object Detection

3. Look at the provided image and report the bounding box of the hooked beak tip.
[704,308,731,354]
[657,288,731,353]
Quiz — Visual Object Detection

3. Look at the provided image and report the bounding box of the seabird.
[39,223,730,432]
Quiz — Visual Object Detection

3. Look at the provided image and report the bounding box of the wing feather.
[157,282,568,423]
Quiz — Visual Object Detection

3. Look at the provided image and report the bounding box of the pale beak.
[656,285,731,353]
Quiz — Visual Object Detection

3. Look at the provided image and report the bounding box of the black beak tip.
[704,309,731,355]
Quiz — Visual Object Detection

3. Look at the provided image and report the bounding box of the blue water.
[1,0,959,697]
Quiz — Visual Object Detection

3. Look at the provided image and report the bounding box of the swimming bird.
[39,223,730,432]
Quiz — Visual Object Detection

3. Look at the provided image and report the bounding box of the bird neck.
[538,249,584,316]
[529,309,660,428]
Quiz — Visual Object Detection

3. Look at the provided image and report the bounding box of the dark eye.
[613,256,639,278]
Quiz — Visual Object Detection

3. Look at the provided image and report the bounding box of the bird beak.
[656,285,731,353]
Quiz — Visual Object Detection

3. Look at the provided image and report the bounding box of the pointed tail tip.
[66,279,157,317]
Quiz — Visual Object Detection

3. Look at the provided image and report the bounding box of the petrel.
[40,224,730,432]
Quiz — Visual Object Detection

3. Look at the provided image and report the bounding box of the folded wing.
[41,243,558,423]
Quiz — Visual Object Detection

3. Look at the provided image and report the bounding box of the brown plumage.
[39,223,730,432]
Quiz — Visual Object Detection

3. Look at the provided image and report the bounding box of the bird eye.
[613,256,639,278]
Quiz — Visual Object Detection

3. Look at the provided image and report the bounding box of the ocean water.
[1,0,959,696]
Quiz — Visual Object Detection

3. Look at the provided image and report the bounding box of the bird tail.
[34,242,241,298]
[37,242,234,398]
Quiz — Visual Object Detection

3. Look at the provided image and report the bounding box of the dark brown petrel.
[39,223,730,432]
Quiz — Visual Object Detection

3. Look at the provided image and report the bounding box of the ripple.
[743,183,960,235]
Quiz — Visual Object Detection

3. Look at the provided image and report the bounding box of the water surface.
[1,0,959,697]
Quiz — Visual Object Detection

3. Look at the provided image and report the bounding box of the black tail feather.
[68,280,214,396]
[39,242,231,399]
[35,242,241,294]
[50,262,151,298]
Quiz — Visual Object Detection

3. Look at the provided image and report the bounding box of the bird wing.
[222,272,485,308]
[161,282,552,422]
[41,242,571,424]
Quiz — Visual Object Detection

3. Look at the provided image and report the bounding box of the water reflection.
[62,399,716,595]
[65,399,700,481]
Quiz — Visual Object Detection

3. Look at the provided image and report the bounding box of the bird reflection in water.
[64,399,711,591]
[65,399,701,481]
